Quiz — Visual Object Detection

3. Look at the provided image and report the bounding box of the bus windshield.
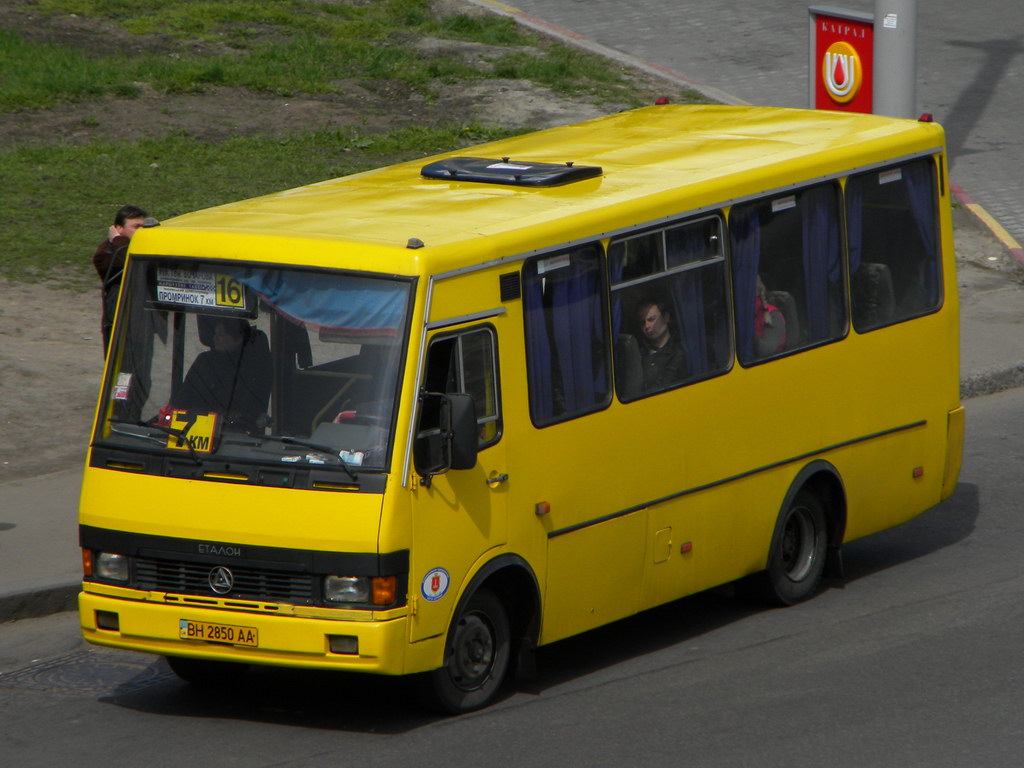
[96,258,413,476]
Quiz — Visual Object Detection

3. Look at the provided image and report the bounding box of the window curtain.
[801,185,841,341]
[236,269,408,333]
[845,178,863,274]
[609,246,625,335]
[903,160,940,303]
[730,206,761,363]
[523,268,555,422]
[524,249,608,424]
[666,226,709,374]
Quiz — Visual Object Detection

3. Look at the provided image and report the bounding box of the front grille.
[134,557,315,604]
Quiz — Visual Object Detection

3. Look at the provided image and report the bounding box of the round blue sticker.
[421,568,450,602]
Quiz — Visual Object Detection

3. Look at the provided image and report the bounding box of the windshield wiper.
[109,420,202,466]
[254,435,358,482]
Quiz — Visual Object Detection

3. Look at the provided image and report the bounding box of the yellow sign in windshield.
[166,410,219,453]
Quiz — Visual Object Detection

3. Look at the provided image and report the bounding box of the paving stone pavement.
[480,0,1024,255]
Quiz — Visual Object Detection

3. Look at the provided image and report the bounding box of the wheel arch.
[452,554,541,677]
[773,459,847,572]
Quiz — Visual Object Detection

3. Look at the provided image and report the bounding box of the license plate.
[179,619,258,647]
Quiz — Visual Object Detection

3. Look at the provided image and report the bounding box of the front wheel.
[741,489,828,606]
[421,588,511,714]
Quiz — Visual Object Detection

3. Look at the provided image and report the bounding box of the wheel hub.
[781,506,816,582]
[450,614,494,689]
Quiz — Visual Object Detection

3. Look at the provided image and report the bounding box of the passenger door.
[408,323,508,643]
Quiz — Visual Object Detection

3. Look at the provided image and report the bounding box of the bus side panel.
[836,315,959,539]
[541,513,646,645]
[641,478,783,612]
[838,421,950,542]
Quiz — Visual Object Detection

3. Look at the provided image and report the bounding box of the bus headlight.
[324,575,398,605]
[324,575,369,603]
[96,552,129,582]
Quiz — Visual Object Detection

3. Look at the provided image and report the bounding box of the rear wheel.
[742,489,828,606]
[422,588,510,714]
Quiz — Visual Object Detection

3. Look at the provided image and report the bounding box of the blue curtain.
[524,249,608,424]
[801,185,841,341]
[609,244,625,335]
[523,270,555,422]
[845,179,863,274]
[730,206,760,363]
[666,226,708,374]
[903,160,940,302]
[234,268,408,332]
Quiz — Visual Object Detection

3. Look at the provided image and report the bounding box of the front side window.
[730,182,846,365]
[523,245,610,426]
[609,216,731,401]
[846,157,942,331]
[96,259,413,479]
[421,326,501,448]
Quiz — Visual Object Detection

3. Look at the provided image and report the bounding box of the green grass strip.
[0,123,522,282]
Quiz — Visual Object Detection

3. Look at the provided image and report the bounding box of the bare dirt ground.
[0,0,1017,482]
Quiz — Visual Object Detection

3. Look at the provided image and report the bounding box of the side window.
[846,157,942,331]
[729,182,845,365]
[609,216,731,402]
[422,326,501,448]
[522,245,610,426]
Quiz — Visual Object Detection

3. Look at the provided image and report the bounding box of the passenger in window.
[636,299,688,391]
[754,277,787,357]
[175,317,271,432]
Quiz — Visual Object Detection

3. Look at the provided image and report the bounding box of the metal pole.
[873,0,917,118]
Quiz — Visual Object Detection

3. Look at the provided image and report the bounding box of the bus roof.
[142,105,945,273]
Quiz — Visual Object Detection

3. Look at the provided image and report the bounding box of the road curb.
[0,582,78,624]
[951,181,1024,268]
[961,362,1024,401]
[466,0,749,106]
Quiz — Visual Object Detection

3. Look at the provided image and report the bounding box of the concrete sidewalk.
[0,468,83,622]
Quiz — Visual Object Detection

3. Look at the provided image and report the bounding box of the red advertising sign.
[809,7,874,113]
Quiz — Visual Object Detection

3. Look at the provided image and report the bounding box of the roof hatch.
[420,156,602,187]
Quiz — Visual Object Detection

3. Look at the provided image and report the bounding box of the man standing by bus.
[93,204,147,354]
[636,299,688,392]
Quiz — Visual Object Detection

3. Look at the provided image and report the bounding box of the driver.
[175,317,271,432]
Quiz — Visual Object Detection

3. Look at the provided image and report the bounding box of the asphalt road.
[489,0,1024,250]
[2,387,1022,767]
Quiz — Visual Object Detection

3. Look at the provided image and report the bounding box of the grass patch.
[0,0,705,282]
[2,0,583,108]
[0,123,523,282]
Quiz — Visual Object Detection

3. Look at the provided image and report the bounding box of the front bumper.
[79,587,419,675]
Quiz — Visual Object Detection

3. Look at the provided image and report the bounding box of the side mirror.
[414,392,478,481]
[447,393,478,470]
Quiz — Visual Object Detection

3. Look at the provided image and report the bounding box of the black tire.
[422,588,511,714]
[165,655,250,686]
[742,489,828,606]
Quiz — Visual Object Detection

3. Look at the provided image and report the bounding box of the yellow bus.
[78,104,963,712]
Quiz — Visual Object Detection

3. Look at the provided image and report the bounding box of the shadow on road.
[96,484,979,731]
[838,481,979,583]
